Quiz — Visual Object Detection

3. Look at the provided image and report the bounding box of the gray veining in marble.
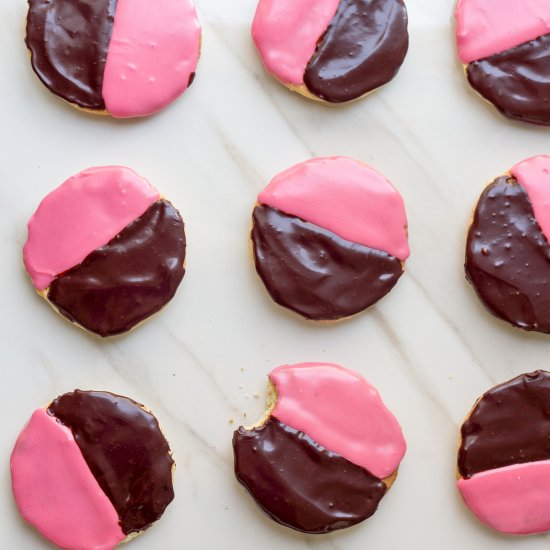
[1,0,549,548]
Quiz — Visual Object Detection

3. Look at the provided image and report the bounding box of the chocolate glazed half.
[304,0,409,103]
[233,418,387,534]
[48,199,186,337]
[26,0,117,110]
[465,176,550,333]
[48,390,174,534]
[252,205,403,321]
[467,33,550,126]
[458,371,550,479]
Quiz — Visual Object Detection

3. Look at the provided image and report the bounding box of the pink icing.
[258,157,409,260]
[270,362,406,479]
[458,460,550,535]
[103,0,201,118]
[23,166,160,291]
[252,0,340,85]
[11,409,125,550]
[511,156,550,245]
[455,0,550,63]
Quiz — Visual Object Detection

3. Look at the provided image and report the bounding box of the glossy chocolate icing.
[48,390,174,535]
[233,418,387,533]
[48,200,186,337]
[252,205,403,320]
[304,0,408,103]
[465,176,550,333]
[26,0,116,110]
[467,33,550,126]
[458,371,550,478]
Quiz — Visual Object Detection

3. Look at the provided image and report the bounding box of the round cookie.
[465,155,550,334]
[457,371,550,535]
[233,362,406,534]
[26,0,201,118]
[455,0,550,125]
[251,157,409,321]
[23,166,186,337]
[252,0,409,104]
[11,390,174,549]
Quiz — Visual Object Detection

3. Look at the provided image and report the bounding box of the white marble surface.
[1,0,550,548]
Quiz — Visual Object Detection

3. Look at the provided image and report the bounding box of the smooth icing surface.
[11,409,125,550]
[258,157,409,260]
[455,0,550,63]
[25,0,116,110]
[466,34,550,126]
[233,418,386,534]
[252,205,403,320]
[458,460,550,535]
[511,156,550,243]
[24,166,159,291]
[270,362,406,479]
[48,200,186,337]
[49,391,175,534]
[459,372,550,478]
[252,0,340,86]
[303,0,409,103]
[103,0,201,118]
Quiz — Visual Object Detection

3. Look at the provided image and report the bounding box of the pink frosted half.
[23,166,160,291]
[11,409,125,550]
[258,157,409,260]
[270,363,406,479]
[455,0,550,63]
[511,155,550,245]
[103,0,201,118]
[252,0,340,85]
[458,461,550,535]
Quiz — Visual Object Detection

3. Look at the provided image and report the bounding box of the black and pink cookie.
[457,371,550,534]
[23,166,186,337]
[26,0,201,117]
[252,0,409,103]
[233,363,406,533]
[465,156,550,334]
[251,157,409,321]
[455,0,550,125]
[11,390,174,549]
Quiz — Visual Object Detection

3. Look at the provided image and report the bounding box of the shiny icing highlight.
[24,166,159,291]
[270,362,406,478]
[258,157,409,260]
